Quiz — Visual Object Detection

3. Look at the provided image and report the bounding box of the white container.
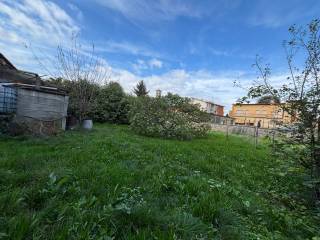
[82,119,93,130]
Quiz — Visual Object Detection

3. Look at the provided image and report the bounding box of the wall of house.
[191,98,224,115]
[229,104,292,128]
[191,98,208,112]
[15,88,69,133]
[215,105,224,116]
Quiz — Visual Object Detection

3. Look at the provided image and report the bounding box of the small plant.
[169,211,214,239]
[112,187,145,215]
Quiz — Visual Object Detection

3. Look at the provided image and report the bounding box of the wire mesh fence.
[0,85,17,113]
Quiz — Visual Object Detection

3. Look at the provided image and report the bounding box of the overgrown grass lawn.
[0,124,319,239]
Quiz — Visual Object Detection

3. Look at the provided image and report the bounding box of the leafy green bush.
[48,79,130,124]
[129,93,210,140]
[92,82,130,124]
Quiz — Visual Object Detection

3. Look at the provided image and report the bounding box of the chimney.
[156,89,161,98]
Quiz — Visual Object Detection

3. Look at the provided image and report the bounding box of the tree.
[257,95,281,104]
[56,39,110,121]
[242,19,320,200]
[35,36,109,122]
[133,80,149,97]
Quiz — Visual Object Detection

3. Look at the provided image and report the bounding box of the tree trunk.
[315,119,320,199]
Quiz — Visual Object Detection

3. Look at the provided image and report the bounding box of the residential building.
[229,103,293,128]
[190,97,234,125]
[190,97,224,116]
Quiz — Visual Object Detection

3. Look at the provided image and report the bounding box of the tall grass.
[0,124,319,239]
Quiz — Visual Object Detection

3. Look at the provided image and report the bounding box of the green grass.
[0,124,319,239]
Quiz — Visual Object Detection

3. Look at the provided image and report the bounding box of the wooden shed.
[0,53,69,135]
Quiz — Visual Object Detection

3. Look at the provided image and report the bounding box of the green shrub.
[93,82,130,124]
[129,93,210,140]
[48,79,130,124]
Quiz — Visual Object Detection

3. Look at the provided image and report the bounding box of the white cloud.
[68,3,84,21]
[97,40,160,58]
[94,0,203,23]
[148,58,163,68]
[0,0,79,44]
[247,0,320,28]
[132,59,148,73]
[0,0,79,70]
[94,0,242,25]
[209,48,231,57]
[132,58,163,73]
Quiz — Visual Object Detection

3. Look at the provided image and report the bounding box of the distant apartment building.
[190,97,224,116]
[229,103,293,128]
[190,97,232,124]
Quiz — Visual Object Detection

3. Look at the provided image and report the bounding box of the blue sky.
[0,0,319,111]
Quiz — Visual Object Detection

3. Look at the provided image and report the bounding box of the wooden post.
[255,126,258,148]
[272,130,275,151]
[226,119,229,139]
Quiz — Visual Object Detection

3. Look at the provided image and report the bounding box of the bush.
[92,82,130,124]
[129,93,210,140]
[48,79,130,124]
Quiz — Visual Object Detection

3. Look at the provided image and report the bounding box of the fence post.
[255,126,258,148]
[226,120,229,139]
[272,130,275,151]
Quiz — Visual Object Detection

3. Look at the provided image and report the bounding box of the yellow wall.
[229,104,292,128]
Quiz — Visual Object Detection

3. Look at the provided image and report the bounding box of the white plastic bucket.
[82,119,93,130]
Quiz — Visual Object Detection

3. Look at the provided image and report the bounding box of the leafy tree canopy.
[257,95,281,104]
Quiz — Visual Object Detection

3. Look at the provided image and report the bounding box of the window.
[236,110,247,116]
